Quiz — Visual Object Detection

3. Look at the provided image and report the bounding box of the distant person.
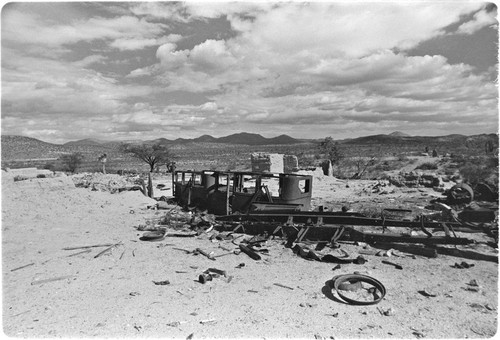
[167,161,177,173]
[98,153,107,174]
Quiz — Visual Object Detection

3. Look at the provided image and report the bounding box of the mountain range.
[62,132,302,147]
[1,131,497,161]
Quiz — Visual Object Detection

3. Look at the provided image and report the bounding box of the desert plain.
[1,163,498,339]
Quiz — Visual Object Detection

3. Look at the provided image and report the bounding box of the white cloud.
[72,54,107,68]
[129,2,190,23]
[190,40,237,73]
[200,102,218,111]
[156,43,189,69]
[110,38,159,50]
[457,7,498,35]
[2,8,167,49]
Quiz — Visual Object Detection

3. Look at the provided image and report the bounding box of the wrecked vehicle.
[172,170,313,215]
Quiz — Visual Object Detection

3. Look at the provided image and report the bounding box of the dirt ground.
[2,170,498,339]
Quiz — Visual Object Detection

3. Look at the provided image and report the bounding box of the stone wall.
[251,153,284,173]
[283,155,299,173]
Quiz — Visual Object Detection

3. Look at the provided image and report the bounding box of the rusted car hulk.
[172,170,313,215]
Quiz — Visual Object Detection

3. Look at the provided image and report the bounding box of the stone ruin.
[251,153,299,173]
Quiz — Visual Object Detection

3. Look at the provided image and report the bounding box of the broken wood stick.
[173,247,193,254]
[273,283,294,290]
[31,275,74,285]
[200,319,217,324]
[94,242,122,258]
[68,249,92,257]
[195,248,216,261]
[239,244,261,261]
[63,243,114,251]
[10,263,34,272]
[218,244,231,251]
[382,260,403,270]
[164,231,197,237]
[11,310,30,317]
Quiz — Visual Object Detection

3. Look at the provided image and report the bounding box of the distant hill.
[267,134,301,144]
[144,132,301,146]
[1,135,119,162]
[343,133,498,149]
[1,135,68,160]
[63,138,107,147]
[147,138,173,146]
[344,134,404,144]
[388,131,410,137]
[216,132,299,145]
[193,135,218,143]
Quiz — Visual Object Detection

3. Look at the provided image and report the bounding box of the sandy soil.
[2,171,498,339]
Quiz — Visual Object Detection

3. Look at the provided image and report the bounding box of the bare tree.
[121,143,175,172]
[60,152,84,173]
[350,156,377,179]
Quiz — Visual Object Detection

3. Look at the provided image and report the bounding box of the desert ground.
[2,165,498,339]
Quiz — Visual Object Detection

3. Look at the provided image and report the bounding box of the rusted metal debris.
[172,170,313,215]
[214,212,474,246]
[239,244,261,260]
[152,169,497,248]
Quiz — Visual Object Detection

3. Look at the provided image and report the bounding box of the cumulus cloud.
[457,6,498,34]
[1,2,497,142]
[2,6,167,50]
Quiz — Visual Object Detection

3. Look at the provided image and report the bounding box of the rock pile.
[71,173,140,193]
[388,172,442,188]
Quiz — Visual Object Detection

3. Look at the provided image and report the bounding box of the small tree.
[319,137,344,165]
[122,143,175,172]
[60,152,84,173]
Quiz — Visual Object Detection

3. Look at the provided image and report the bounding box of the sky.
[1,1,498,144]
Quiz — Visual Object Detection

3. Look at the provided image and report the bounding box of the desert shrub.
[415,162,438,170]
[335,156,379,179]
[43,162,55,171]
[357,205,381,218]
[59,152,84,173]
[449,153,468,166]
[397,154,409,162]
[372,161,391,172]
[459,162,497,186]
[226,160,238,171]
[297,153,316,168]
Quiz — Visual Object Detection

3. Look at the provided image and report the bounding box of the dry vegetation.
[2,134,498,189]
